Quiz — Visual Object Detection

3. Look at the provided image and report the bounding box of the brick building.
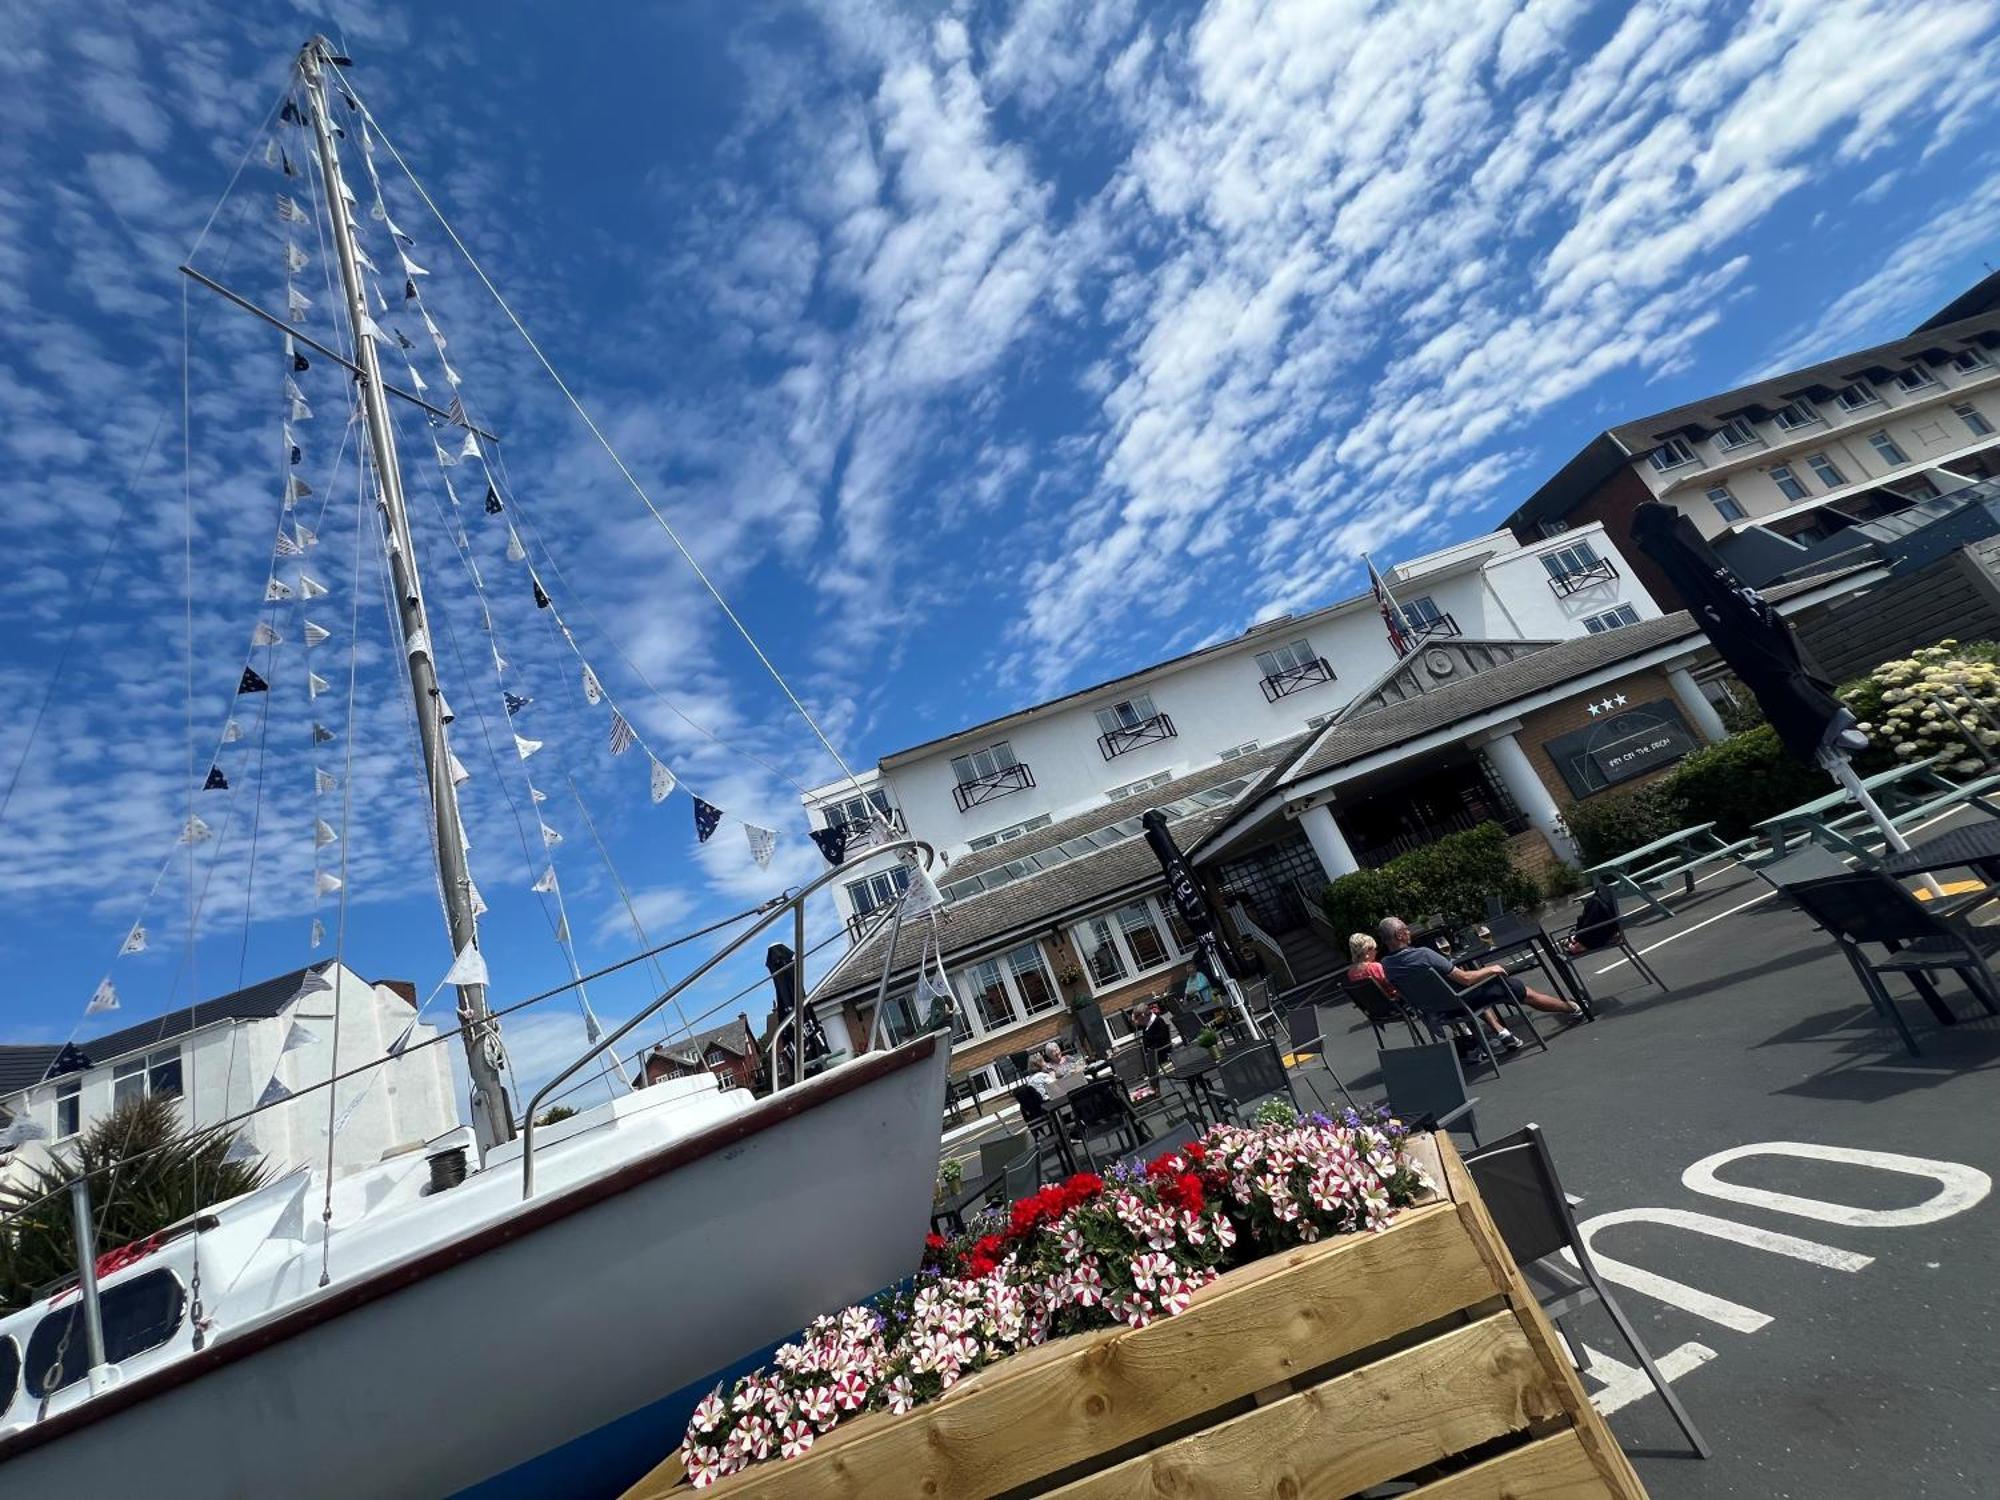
[634,1015,761,1092]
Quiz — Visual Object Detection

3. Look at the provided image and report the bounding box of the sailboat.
[0,37,948,1498]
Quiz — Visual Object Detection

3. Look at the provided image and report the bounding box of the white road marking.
[1683,1142,1993,1228]
[1560,1207,1873,1333]
[1582,1340,1718,1417]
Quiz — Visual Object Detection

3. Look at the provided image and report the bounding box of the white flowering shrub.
[1845,641,2000,777]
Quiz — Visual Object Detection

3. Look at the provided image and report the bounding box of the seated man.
[1376,915,1581,1054]
[1565,884,1623,957]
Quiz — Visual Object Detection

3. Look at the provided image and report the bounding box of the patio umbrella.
[1629,501,1921,867]
[1142,809,1261,1039]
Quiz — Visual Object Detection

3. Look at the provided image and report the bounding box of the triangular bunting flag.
[529,785,547,803]
[279,98,302,125]
[693,797,722,843]
[291,397,313,423]
[609,712,636,756]
[386,1018,417,1057]
[404,278,418,302]
[388,215,413,246]
[203,765,229,791]
[310,917,325,949]
[264,138,280,167]
[404,626,430,661]
[86,977,119,1014]
[264,578,293,602]
[252,620,282,645]
[240,667,270,693]
[288,474,312,500]
[221,719,243,744]
[491,644,508,674]
[316,870,342,894]
[298,573,327,599]
[286,243,309,274]
[443,395,467,427]
[810,823,849,868]
[514,733,543,760]
[180,815,213,845]
[294,969,334,999]
[257,1075,293,1108]
[435,442,459,468]
[467,880,487,918]
[649,756,676,805]
[222,1133,260,1167]
[293,523,318,550]
[582,666,603,705]
[484,484,503,515]
[442,942,489,988]
[276,193,305,223]
[531,866,558,895]
[287,286,311,321]
[460,432,482,460]
[282,1020,318,1054]
[313,722,336,744]
[504,691,531,717]
[532,578,551,610]
[315,819,339,848]
[506,528,526,563]
[274,531,303,557]
[745,823,777,870]
[554,913,571,945]
[443,363,462,387]
[120,924,147,955]
[303,620,330,646]
[354,244,378,274]
[448,751,470,786]
[315,767,338,794]
[436,691,454,724]
[406,363,428,392]
[540,822,563,848]
[401,252,429,278]
[308,671,330,700]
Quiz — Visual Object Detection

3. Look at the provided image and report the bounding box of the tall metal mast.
[299,38,516,1154]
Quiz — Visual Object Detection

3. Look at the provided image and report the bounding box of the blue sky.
[3,0,1998,1102]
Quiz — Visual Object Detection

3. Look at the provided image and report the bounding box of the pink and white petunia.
[780,1420,817,1460]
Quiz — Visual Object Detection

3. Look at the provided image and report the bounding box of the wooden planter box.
[625,1135,1647,1499]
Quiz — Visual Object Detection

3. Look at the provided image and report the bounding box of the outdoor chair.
[1065,1078,1148,1167]
[1557,885,1665,992]
[1391,965,1549,1078]
[1010,1084,1074,1177]
[1000,1151,1040,1204]
[1783,870,2000,1056]
[1283,1003,1357,1113]
[1340,976,1425,1048]
[1215,1039,1297,1123]
[1108,1045,1178,1128]
[978,1132,1032,1183]
[1375,1041,1479,1144]
[1464,1124,1709,1459]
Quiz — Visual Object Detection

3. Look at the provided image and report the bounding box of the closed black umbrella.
[1141,809,1261,1039]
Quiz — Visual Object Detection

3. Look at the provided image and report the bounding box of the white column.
[1668,665,1729,743]
[1298,802,1360,880]
[1484,730,1580,863]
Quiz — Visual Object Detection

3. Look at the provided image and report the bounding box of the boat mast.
[298,38,516,1154]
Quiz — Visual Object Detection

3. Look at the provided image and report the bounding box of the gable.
[1342,638,1557,719]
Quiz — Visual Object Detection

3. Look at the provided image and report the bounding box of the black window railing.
[1546,557,1618,597]
[1259,658,1336,702]
[1096,711,1177,760]
[832,808,905,846]
[952,761,1035,812]
[1405,612,1460,641]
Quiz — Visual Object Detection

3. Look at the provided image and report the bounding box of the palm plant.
[0,1093,269,1313]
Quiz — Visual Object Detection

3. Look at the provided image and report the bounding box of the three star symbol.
[1584,693,1630,717]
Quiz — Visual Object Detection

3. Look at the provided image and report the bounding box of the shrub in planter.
[1321,822,1537,937]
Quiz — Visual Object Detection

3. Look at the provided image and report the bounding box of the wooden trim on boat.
[0,1034,941,1463]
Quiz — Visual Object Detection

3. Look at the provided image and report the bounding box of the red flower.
[1184,1142,1207,1163]
[1062,1172,1104,1203]
[924,1234,948,1252]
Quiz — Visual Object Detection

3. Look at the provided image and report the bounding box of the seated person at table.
[1038,1040,1079,1077]
[1346,932,1390,987]
[1564,884,1623,957]
[1377,916,1582,1052]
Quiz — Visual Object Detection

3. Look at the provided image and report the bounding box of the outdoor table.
[1043,1075,1151,1170]
[1753,755,1967,860]
[1158,1053,1227,1127]
[1458,912,1596,1019]
[1879,820,2000,886]
[1582,821,1753,922]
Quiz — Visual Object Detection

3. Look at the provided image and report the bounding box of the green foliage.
[1194,1027,1220,1052]
[1252,1098,1298,1128]
[1716,692,1766,734]
[1666,723,1829,839]
[1842,639,2000,776]
[1321,822,1538,937]
[0,1094,268,1313]
[1540,861,1586,901]
[1561,778,1687,866]
[534,1104,579,1126]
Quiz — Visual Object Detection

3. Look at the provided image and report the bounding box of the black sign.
[1544,698,1700,799]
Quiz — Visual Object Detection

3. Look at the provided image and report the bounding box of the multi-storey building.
[1505,274,2000,605]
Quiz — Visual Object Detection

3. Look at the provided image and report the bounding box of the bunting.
[745,823,777,870]
[303,620,330,646]
[693,797,722,844]
[239,667,270,694]
[649,756,676,805]
[531,867,558,895]
[120,924,147,955]
[581,665,602,705]
[310,917,325,949]
[540,822,564,848]
[252,620,283,645]
[484,485,503,516]
[86,978,119,1014]
[503,691,531,717]
[314,819,339,848]
[506,528,526,563]
[810,823,849,868]
[276,193,306,223]
[316,870,342,894]
[264,579,293,602]
[448,751,471,786]
[313,722,336,744]
[442,942,489,988]
[203,766,229,791]
[222,719,244,744]
[282,1021,319,1054]
[316,766,337,794]
[179,813,213,843]
[308,671,330,699]
[608,712,636,756]
[298,573,328,599]
[532,578,551,610]
[514,733,543,760]
[256,1076,294,1108]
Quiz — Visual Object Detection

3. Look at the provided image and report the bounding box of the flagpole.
[300,38,515,1154]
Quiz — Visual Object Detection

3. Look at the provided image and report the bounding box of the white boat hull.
[0,1036,948,1498]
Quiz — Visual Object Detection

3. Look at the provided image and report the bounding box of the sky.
[1,0,1997,1110]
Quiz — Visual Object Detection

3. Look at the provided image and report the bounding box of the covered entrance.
[1333,748,1526,869]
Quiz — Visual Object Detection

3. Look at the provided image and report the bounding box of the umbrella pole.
[1820,752,1947,899]
[1203,934,1263,1042]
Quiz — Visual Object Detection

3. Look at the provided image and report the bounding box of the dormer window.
[1836,380,1881,412]
[1648,437,1698,471]
[1094,694,1176,760]
[1256,639,1335,701]
[1712,418,1758,451]
[1952,347,1990,373]
[1772,399,1818,431]
[1894,365,1937,393]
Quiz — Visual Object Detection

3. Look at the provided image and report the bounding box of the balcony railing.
[1097,711,1177,760]
[1546,558,1619,597]
[1259,657,1336,702]
[1406,612,1460,642]
[832,808,905,848]
[952,761,1035,812]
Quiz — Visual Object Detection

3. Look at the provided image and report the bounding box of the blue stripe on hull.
[451,1334,789,1500]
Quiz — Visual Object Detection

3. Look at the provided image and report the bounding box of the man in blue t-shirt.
[1377,916,1582,1053]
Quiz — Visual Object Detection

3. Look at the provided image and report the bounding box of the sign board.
[1544,698,1699,798]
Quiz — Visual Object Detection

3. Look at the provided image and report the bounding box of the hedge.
[1321,822,1539,940]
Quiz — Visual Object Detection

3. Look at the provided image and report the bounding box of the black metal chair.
[1391,965,1548,1079]
[1755,841,1850,894]
[1339,975,1425,1048]
[1010,1083,1073,1176]
[1000,1151,1039,1205]
[978,1133,1031,1183]
[1108,1045,1178,1128]
[1215,1039,1296,1123]
[1065,1079,1147,1165]
[1375,1041,1479,1144]
[1283,1003,1357,1113]
[1464,1124,1710,1459]
[1556,884,1665,992]
[1783,870,2000,1055]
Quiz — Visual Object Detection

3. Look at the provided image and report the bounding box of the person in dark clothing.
[1138,1002,1176,1062]
[1565,885,1624,956]
[1378,916,1581,1054]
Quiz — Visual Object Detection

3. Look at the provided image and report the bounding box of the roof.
[1916,269,2000,332]
[1278,571,1870,784]
[648,1016,755,1070]
[820,739,1305,1005]
[0,963,352,1099]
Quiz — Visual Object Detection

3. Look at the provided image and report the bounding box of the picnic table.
[1582,821,1757,922]
[1753,756,2000,861]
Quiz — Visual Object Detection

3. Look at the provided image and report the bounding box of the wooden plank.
[620,1451,684,1500]
[702,1199,1499,1499]
[1435,1136,1650,1500]
[1041,1311,1563,1500]
[1403,1429,1609,1500]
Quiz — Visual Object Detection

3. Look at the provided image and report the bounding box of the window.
[1005,945,1062,1015]
[1836,381,1881,411]
[113,1057,146,1111]
[845,866,910,918]
[1107,770,1172,801]
[1706,485,1745,522]
[111,1047,181,1111]
[1647,437,1697,471]
[951,741,1017,785]
[1955,403,1994,438]
[1952,347,1991,373]
[1540,539,1601,578]
[821,788,892,832]
[1216,740,1260,761]
[961,958,1019,1033]
[1077,916,1128,986]
[1162,902,1196,953]
[1869,431,1910,465]
[1807,453,1847,487]
[26,1270,185,1397]
[1252,639,1317,677]
[1712,417,1757,451]
[1305,711,1336,730]
[965,813,1052,851]
[54,1078,81,1140]
[1770,465,1808,502]
[1093,694,1158,736]
[1772,400,1818,431]
[1582,604,1642,633]
[1116,902,1171,971]
[1895,366,1937,393]
[1400,596,1444,630]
